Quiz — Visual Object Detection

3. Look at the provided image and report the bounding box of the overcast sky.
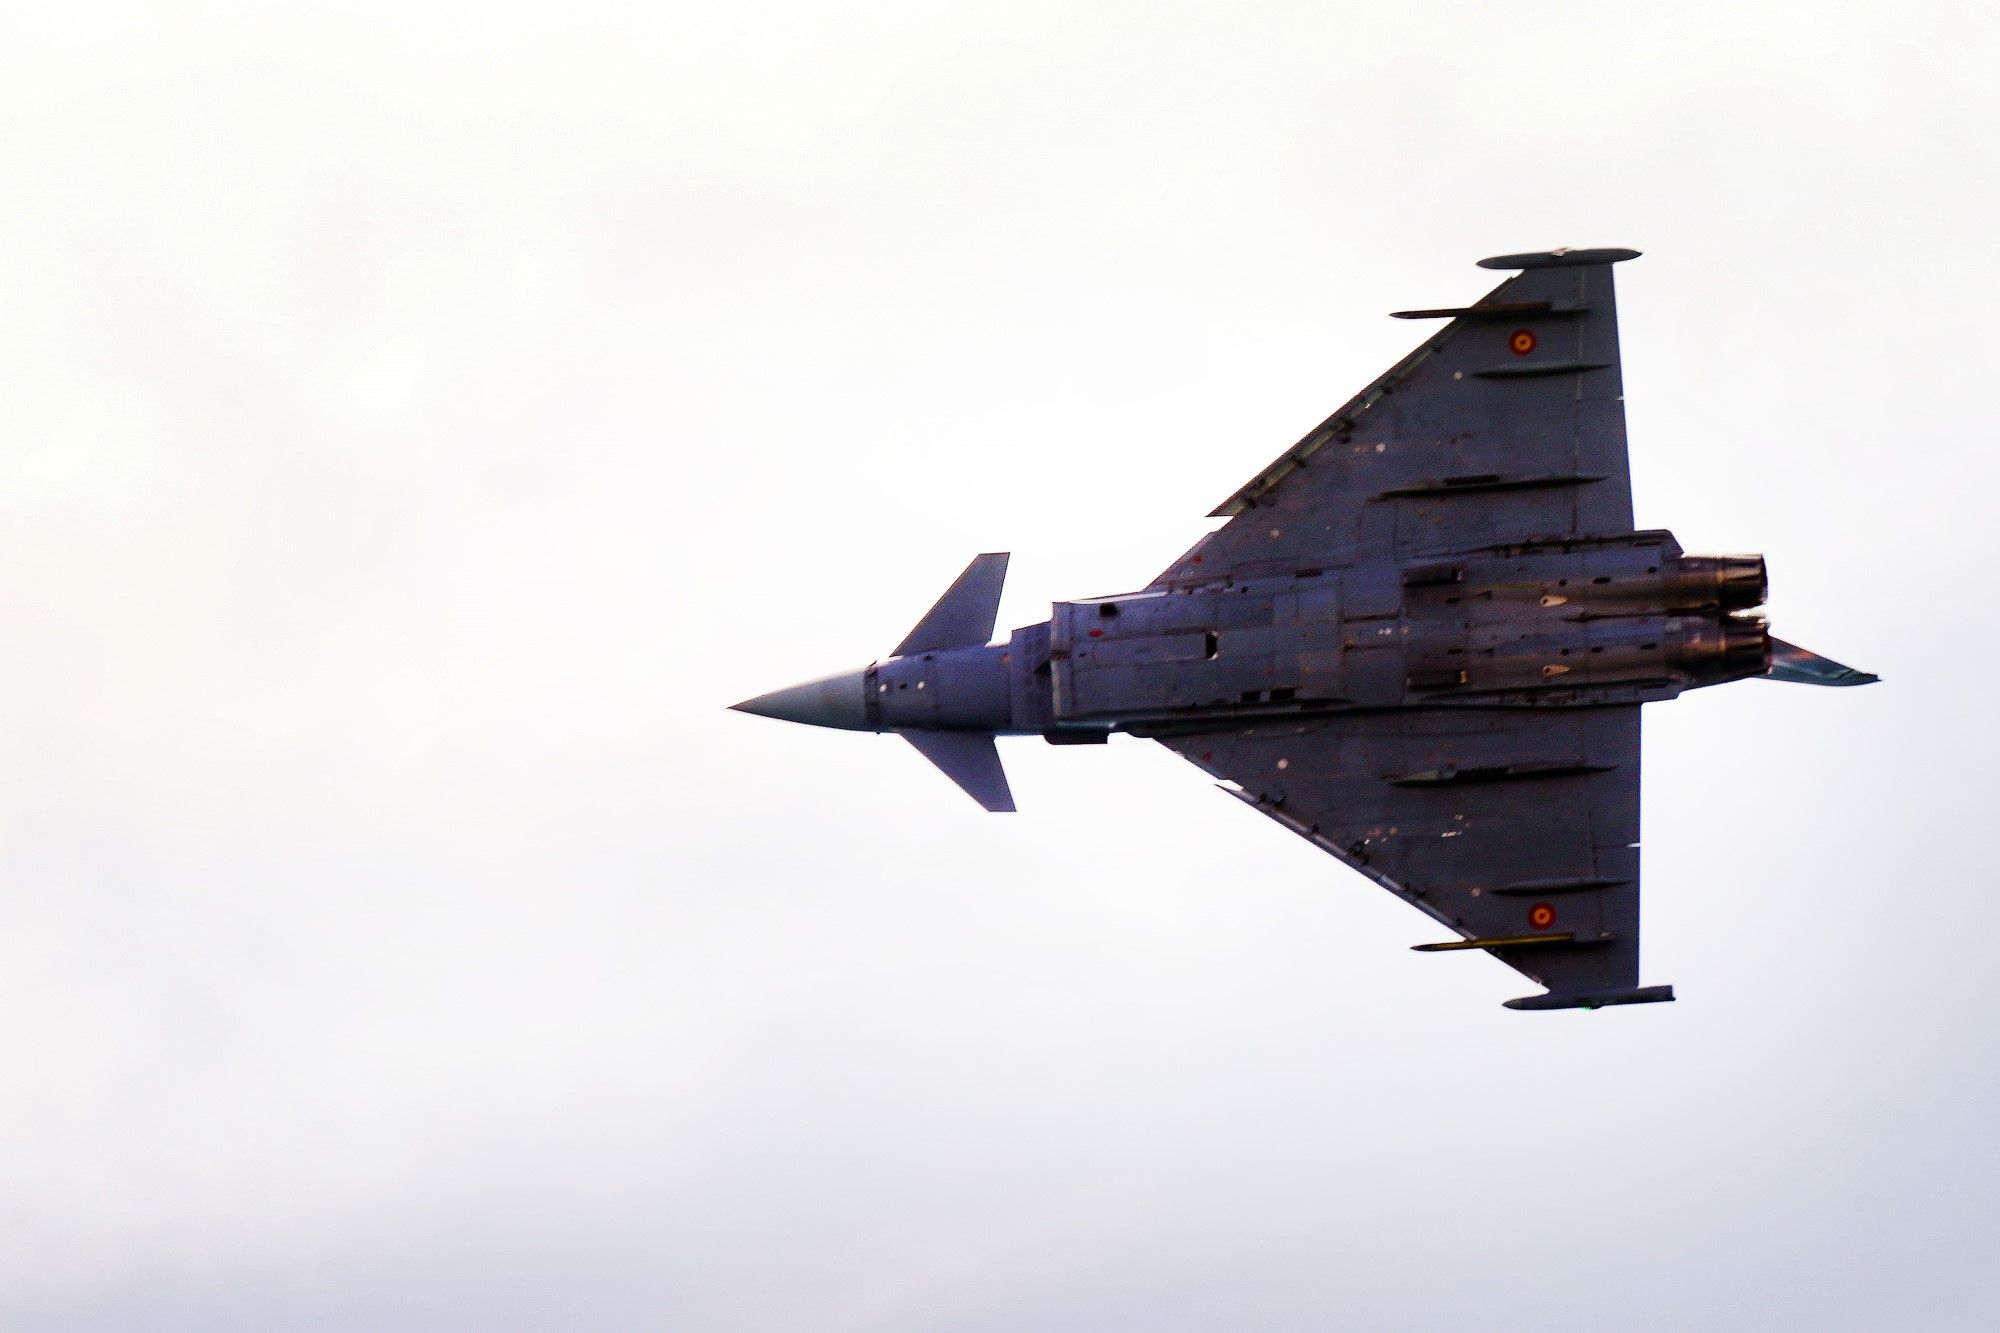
[0,3,1993,1329]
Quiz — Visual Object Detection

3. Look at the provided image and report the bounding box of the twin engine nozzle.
[1669,554,1769,681]
[1658,554,1770,682]
[1521,552,1765,615]
[1666,611,1772,682]
[1668,555,1767,612]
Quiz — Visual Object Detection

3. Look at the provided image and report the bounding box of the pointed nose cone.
[730,668,871,731]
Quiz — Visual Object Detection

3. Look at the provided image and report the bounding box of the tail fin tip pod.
[902,731,1016,812]
[894,553,1010,657]
[1765,638,1880,687]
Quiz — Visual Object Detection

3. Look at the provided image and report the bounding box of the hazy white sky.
[0,3,1993,1328]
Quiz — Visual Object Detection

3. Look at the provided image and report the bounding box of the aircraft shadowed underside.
[734,249,1875,1011]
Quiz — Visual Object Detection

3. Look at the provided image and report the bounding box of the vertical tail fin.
[894,553,1009,657]
[902,731,1016,812]
[1765,638,1879,686]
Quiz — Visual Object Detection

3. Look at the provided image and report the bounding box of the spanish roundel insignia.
[1528,902,1557,929]
[1510,329,1537,356]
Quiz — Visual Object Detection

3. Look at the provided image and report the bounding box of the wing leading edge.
[1152,249,1639,588]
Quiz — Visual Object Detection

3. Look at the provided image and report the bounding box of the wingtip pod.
[1478,247,1642,270]
[1504,984,1675,1012]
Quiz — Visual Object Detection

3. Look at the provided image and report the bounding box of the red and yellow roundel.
[1509,329,1537,356]
[1528,902,1557,930]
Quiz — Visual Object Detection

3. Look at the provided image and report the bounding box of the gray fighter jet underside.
[734,248,1876,1011]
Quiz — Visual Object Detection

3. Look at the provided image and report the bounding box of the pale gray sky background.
[0,3,1992,1329]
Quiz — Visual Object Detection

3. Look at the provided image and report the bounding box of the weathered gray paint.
[732,250,1875,1010]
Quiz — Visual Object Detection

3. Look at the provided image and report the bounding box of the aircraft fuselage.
[769,530,1771,740]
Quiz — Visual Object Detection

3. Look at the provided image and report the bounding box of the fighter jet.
[733,248,1875,1011]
